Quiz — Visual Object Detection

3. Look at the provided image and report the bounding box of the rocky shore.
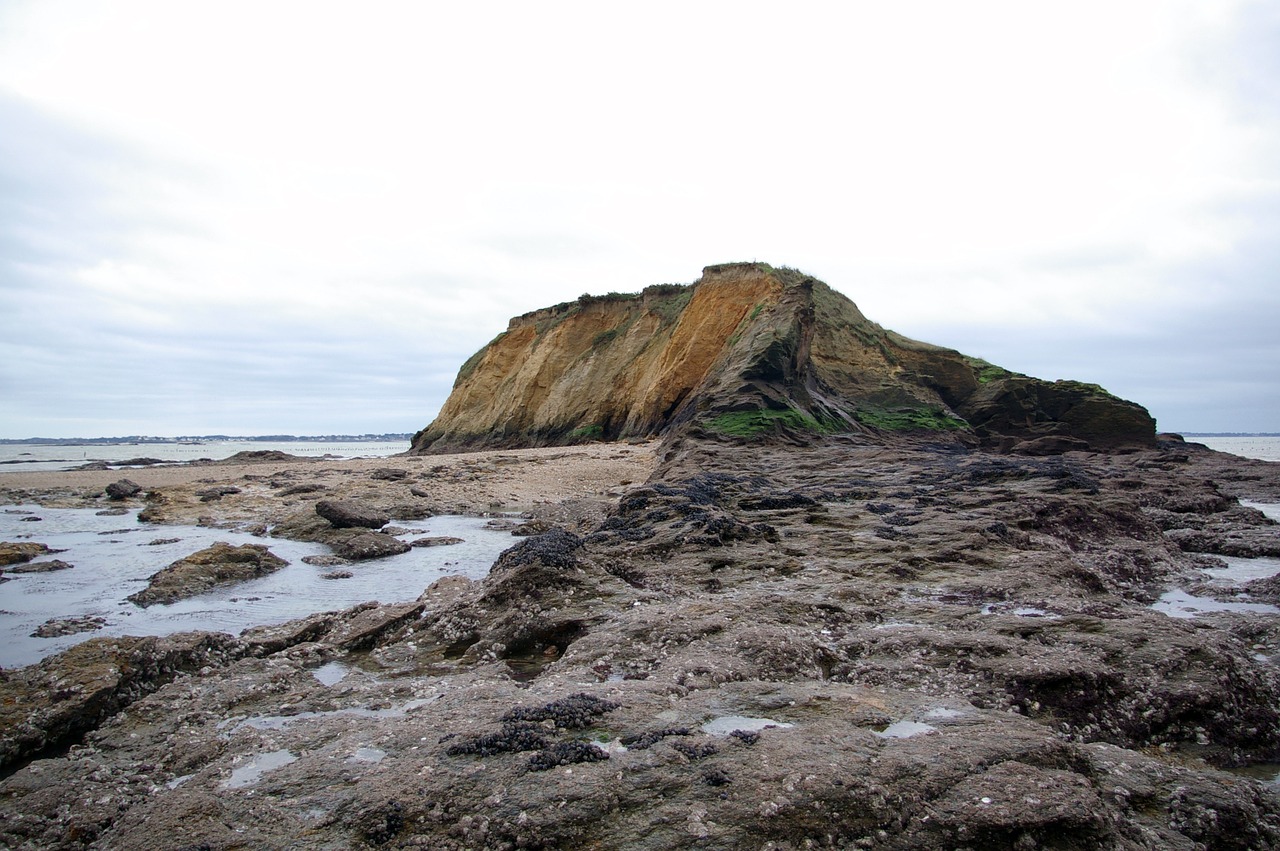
[1,433,1279,849]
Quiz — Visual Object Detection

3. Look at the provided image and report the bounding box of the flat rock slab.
[409,535,464,547]
[9,559,74,573]
[126,542,288,607]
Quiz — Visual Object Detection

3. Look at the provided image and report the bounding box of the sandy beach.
[0,442,660,527]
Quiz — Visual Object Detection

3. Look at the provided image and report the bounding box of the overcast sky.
[1,1,1277,437]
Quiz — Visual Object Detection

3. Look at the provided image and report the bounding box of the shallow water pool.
[0,504,514,667]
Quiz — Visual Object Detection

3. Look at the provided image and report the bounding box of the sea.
[0,506,514,668]
[1,435,1276,473]
[1188,435,1280,462]
[0,438,411,473]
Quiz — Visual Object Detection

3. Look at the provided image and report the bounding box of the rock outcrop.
[4,439,1280,850]
[126,542,289,607]
[411,262,1155,454]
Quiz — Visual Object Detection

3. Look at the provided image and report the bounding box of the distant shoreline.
[0,433,415,446]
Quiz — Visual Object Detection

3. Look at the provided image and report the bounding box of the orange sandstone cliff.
[411,263,1156,454]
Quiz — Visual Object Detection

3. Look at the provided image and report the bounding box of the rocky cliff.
[411,262,1155,454]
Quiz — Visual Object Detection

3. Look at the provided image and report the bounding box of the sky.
[1,1,1277,437]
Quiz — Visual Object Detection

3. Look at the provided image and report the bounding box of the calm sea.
[1189,436,1280,463]
[1,435,1276,473]
[0,439,411,473]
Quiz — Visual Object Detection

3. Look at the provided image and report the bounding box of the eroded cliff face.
[412,263,1156,454]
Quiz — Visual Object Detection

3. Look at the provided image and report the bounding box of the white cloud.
[0,0,1277,435]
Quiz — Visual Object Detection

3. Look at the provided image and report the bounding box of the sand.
[0,443,661,525]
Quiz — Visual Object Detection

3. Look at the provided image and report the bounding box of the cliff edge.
[411,263,1155,454]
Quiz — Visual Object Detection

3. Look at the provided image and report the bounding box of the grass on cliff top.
[962,356,1018,384]
[705,408,841,438]
[854,408,968,432]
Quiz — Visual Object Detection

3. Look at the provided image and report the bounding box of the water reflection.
[0,505,512,667]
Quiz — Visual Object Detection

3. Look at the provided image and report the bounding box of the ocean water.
[1190,435,1280,462]
[0,505,514,667]
[0,439,411,473]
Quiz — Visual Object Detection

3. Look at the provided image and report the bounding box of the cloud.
[0,2,1277,437]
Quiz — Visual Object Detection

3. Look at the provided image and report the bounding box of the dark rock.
[370,467,408,481]
[196,486,240,502]
[126,542,289,607]
[104,479,142,500]
[409,536,464,548]
[494,529,584,571]
[222,450,303,463]
[30,615,105,638]
[502,693,620,729]
[445,722,550,757]
[672,740,719,759]
[702,767,731,786]
[9,559,73,573]
[620,727,692,750]
[330,532,411,561]
[321,570,354,580]
[527,741,609,771]
[315,499,389,529]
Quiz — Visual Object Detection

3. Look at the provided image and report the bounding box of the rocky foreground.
[0,434,1278,849]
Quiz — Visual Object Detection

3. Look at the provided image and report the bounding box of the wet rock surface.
[7,559,74,574]
[0,436,1279,849]
[124,542,289,607]
[0,542,54,566]
[29,615,106,638]
[329,531,412,561]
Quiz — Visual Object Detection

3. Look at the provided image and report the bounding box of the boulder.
[315,499,389,529]
[126,542,288,607]
[330,531,412,561]
[105,479,143,500]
